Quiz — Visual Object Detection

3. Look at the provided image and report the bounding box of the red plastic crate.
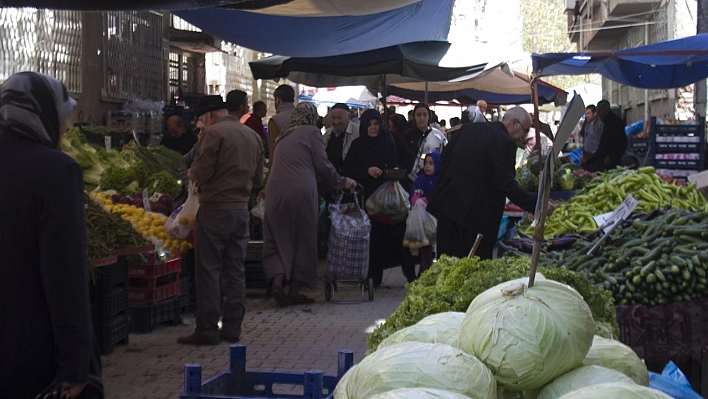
[129,280,180,303]
[130,272,179,289]
[128,257,181,278]
[117,245,155,257]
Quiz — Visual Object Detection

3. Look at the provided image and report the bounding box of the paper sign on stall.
[592,194,639,234]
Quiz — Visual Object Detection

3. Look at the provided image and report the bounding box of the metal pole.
[529,76,547,288]
[644,24,650,124]
[532,77,543,166]
[696,0,708,119]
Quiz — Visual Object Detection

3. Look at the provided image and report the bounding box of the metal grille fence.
[103,11,165,101]
[0,8,82,92]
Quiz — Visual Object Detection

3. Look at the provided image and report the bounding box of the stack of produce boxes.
[126,250,182,333]
[91,257,131,354]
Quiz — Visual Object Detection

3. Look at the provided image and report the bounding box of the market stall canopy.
[532,34,708,89]
[387,68,567,105]
[0,0,419,13]
[249,41,493,88]
[175,0,453,57]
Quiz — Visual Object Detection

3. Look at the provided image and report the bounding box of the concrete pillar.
[75,12,106,125]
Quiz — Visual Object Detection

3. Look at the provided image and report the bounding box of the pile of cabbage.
[335,276,662,399]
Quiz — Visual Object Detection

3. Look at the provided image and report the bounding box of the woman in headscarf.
[402,103,447,187]
[263,102,356,307]
[0,72,99,398]
[343,109,414,286]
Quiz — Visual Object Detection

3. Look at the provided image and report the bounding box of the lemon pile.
[90,192,193,257]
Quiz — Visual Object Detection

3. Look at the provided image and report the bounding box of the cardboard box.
[688,169,708,199]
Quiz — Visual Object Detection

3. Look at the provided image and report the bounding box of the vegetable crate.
[648,117,706,181]
[96,310,130,354]
[180,344,354,399]
[130,296,181,333]
[127,251,182,303]
[616,297,708,366]
[91,258,131,354]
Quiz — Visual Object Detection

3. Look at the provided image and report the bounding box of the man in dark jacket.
[585,100,627,171]
[160,115,197,155]
[427,107,538,260]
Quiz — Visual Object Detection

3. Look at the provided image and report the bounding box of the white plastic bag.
[166,181,199,239]
[403,200,437,251]
[251,198,265,219]
[165,204,191,239]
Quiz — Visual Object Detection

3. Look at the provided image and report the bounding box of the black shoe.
[286,294,315,305]
[271,285,289,307]
[176,332,220,346]
[220,332,240,343]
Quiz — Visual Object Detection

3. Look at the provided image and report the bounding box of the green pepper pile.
[523,167,708,237]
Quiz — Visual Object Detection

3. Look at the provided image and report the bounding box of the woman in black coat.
[0,72,99,398]
[343,109,415,286]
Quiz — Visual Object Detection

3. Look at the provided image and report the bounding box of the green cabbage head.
[556,382,672,398]
[537,365,634,399]
[369,388,473,399]
[334,365,357,399]
[377,312,465,350]
[582,336,648,385]
[458,279,595,391]
[347,342,496,399]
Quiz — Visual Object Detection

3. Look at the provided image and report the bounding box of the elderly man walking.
[178,95,264,345]
[427,107,539,260]
[322,103,359,175]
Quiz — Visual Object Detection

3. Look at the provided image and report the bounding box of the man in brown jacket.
[178,95,265,346]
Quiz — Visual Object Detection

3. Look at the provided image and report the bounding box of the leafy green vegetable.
[377,312,464,351]
[99,166,134,192]
[366,256,618,352]
[333,365,357,399]
[369,388,473,399]
[148,171,180,198]
[459,279,595,390]
[348,342,496,399]
[556,382,672,398]
[537,366,634,399]
[582,336,649,385]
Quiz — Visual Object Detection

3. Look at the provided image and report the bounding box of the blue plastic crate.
[181,345,354,399]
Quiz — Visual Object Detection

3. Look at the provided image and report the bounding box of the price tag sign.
[592,194,639,234]
[104,136,111,152]
[142,188,151,212]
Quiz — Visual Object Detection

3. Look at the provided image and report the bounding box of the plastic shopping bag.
[251,198,265,219]
[649,361,703,399]
[165,204,190,239]
[166,181,199,239]
[365,181,410,223]
[403,200,437,252]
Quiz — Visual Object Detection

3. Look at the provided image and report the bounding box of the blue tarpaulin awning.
[532,34,708,89]
[176,0,454,57]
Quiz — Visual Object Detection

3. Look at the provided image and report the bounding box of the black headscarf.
[0,72,76,148]
[359,109,392,153]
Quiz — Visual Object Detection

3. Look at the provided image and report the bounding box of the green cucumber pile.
[541,208,708,307]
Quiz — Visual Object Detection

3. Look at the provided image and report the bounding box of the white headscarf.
[0,72,76,148]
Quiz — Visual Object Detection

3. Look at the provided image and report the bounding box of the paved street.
[101,268,408,398]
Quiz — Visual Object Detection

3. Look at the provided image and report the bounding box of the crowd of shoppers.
[1,69,635,382]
